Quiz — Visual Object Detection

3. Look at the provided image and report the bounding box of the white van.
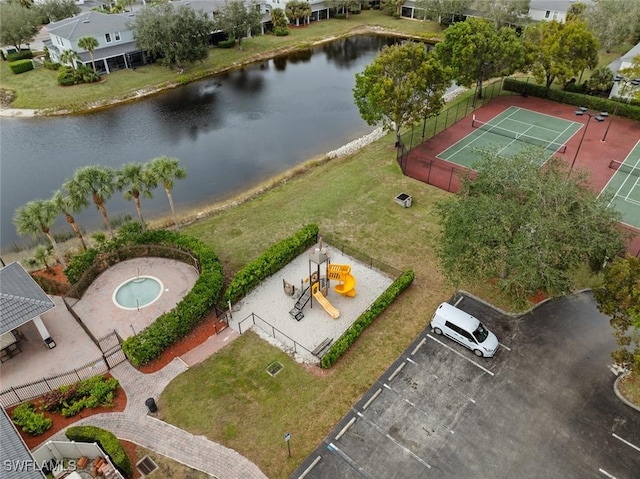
[430,302,499,358]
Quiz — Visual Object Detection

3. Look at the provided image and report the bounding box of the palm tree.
[52,189,88,251]
[147,156,187,230]
[65,165,116,238]
[116,162,156,231]
[77,36,99,73]
[59,49,79,69]
[13,199,66,268]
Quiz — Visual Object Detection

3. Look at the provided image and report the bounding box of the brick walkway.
[51,345,266,479]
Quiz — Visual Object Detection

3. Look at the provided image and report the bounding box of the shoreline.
[0,26,437,118]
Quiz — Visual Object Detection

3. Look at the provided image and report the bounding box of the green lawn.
[0,11,443,111]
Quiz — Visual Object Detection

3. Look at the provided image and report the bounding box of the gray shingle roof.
[0,407,46,479]
[529,0,594,12]
[0,262,55,335]
[47,11,139,40]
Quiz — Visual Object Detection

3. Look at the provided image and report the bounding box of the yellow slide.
[312,282,340,319]
[328,264,357,298]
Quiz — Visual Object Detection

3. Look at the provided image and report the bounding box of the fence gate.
[97,331,127,368]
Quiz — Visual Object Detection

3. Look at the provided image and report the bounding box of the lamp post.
[601,75,640,142]
[569,107,605,176]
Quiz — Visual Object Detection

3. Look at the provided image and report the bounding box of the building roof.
[0,262,55,335]
[0,407,46,479]
[47,11,139,40]
[608,42,640,73]
[77,41,141,62]
[529,0,594,12]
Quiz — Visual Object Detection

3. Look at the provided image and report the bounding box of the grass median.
[0,11,442,111]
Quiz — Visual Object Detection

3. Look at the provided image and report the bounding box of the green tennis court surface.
[600,140,640,229]
[437,106,583,168]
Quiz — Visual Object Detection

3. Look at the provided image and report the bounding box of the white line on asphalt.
[411,338,426,356]
[326,443,373,479]
[356,412,432,469]
[499,343,512,351]
[388,362,406,381]
[426,334,495,376]
[612,433,640,453]
[599,468,617,478]
[406,357,417,365]
[383,383,455,434]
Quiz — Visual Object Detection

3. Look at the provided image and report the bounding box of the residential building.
[528,0,594,23]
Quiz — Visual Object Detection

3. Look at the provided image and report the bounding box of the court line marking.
[599,139,640,201]
[426,334,495,376]
[610,156,640,208]
[612,433,640,453]
[599,468,617,478]
[355,411,433,469]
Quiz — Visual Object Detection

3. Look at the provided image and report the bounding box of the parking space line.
[356,411,432,469]
[426,334,495,376]
[612,433,640,453]
[382,383,455,434]
[411,338,426,356]
[406,357,417,365]
[599,468,617,478]
[327,442,373,479]
[499,343,512,351]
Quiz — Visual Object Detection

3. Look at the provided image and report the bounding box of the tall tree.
[146,156,187,230]
[65,165,116,238]
[436,152,625,303]
[594,256,640,374]
[0,3,40,50]
[325,0,360,19]
[471,0,530,28]
[270,7,288,34]
[51,189,88,252]
[77,36,99,73]
[116,162,156,231]
[380,0,404,17]
[133,3,212,69]
[435,18,525,98]
[566,1,588,22]
[523,19,599,91]
[59,49,79,69]
[213,0,263,48]
[353,42,451,147]
[13,199,67,268]
[585,0,640,52]
[35,0,80,22]
[414,0,472,25]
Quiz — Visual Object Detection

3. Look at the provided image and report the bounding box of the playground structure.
[284,242,357,321]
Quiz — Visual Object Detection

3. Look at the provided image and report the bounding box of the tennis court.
[599,140,640,229]
[436,106,583,168]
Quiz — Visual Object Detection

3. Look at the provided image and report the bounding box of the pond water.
[0,35,412,252]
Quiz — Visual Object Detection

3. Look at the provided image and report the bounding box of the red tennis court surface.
[403,95,640,256]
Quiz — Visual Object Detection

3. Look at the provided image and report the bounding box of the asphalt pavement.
[292,291,640,478]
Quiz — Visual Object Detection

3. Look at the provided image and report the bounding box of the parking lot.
[293,292,640,478]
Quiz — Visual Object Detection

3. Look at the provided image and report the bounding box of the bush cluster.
[320,270,415,368]
[7,50,33,61]
[222,223,319,305]
[218,38,236,48]
[57,65,100,86]
[39,374,120,417]
[274,27,290,36]
[11,402,53,436]
[8,59,34,74]
[503,78,640,122]
[66,426,133,478]
[44,60,61,70]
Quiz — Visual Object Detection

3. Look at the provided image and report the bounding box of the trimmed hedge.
[222,223,319,305]
[66,225,224,366]
[8,59,34,74]
[503,78,640,122]
[7,49,33,61]
[65,426,133,478]
[320,270,415,368]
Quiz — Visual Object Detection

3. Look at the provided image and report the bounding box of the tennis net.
[609,159,640,178]
[471,118,567,153]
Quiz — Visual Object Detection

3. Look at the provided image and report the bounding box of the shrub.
[503,78,640,122]
[320,270,415,368]
[66,426,133,478]
[7,49,33,61]
[274,27,290,36]
[57,66,76,86]
[11,402,53,436]
[223,223,319,305]
[57,65,100,86]
[8,59,34,74]
[218,38,236,48]
[39,375,119,415]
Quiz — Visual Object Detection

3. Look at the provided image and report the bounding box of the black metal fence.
[238,312,316,357]
[319,237,402,279]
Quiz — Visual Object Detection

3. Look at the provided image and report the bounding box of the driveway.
[292,292,640,478]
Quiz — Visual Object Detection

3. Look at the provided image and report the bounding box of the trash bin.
[145,398,158,413]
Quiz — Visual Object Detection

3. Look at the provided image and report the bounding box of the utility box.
[395,193,412,208]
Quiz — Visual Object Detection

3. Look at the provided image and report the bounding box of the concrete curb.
[613,371,640,412]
